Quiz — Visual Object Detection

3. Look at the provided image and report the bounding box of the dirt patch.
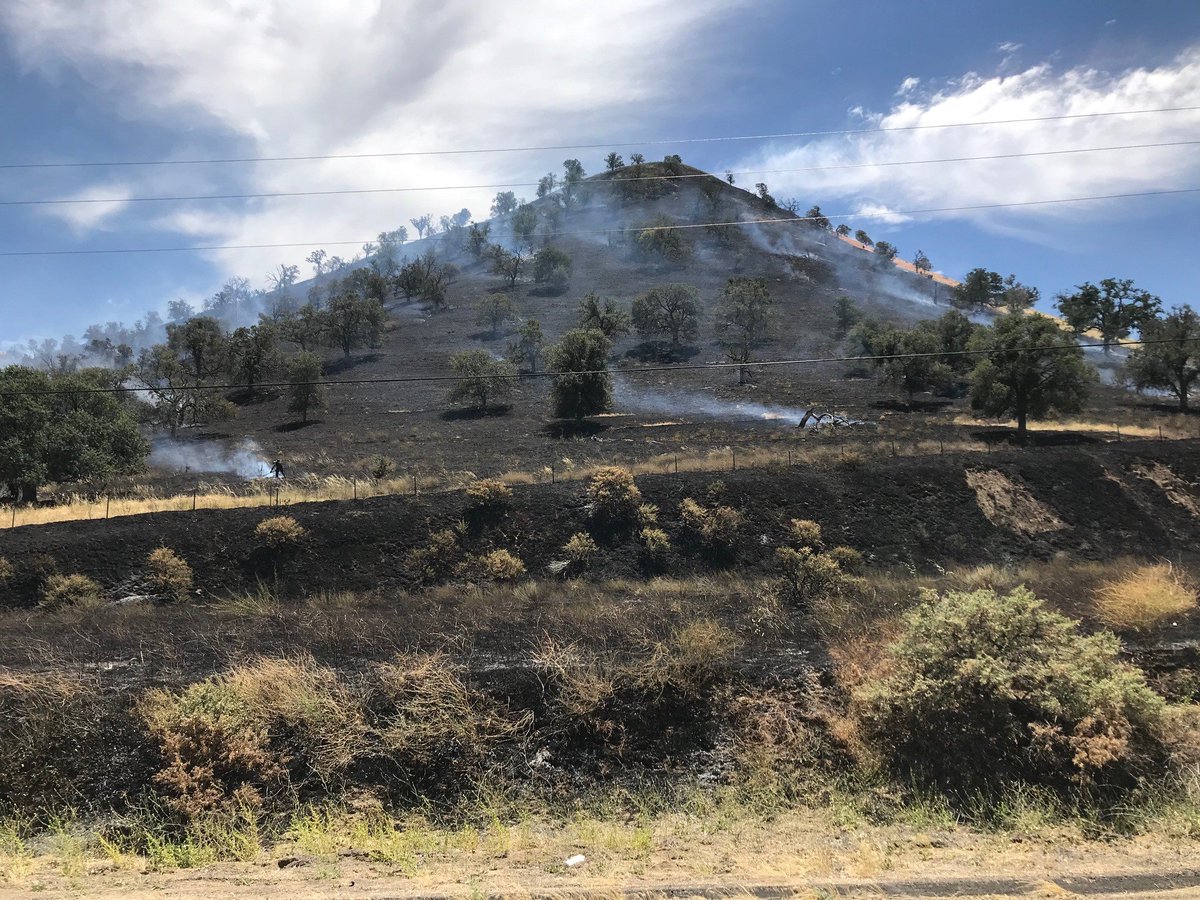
[965,469,1065,536]
[1131,461,1200,517]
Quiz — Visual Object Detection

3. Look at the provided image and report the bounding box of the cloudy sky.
[1,0,1199,344]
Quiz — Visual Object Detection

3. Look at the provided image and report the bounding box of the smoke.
[148,436,274,479]
[613,376,852,427]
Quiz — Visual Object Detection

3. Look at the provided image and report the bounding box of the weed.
[564,532,599,567]
[587,467,642,531]
[40,573,103,609]
[476,549,526,582]
[255,515,307,548]
[1094,562,1197,630]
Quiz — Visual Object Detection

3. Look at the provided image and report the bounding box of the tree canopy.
[1056,278,1162,352]
[1126,305,1200,411]
[631,283,700,348]
[548,329,611,420]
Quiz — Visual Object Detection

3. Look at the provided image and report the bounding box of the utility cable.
[1,105,1196,170]
[2,187,1197,257]
[3,139,1196,207]
[4,335,1195,397]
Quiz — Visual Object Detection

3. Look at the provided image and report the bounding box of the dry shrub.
[145,547,194,599]
[851,587,1177,794]
[255,515,306,548]
[788,518,823,549]
[637,503,660,526]
[371,653,526,782]
[587,467,642,530]
[40,573,103,609]
[139,656,366,817]
[477,549,525,582]
[775,546,859,610]
[639,526,671,562]
[465,478,512,520]
[679,498,743,555]
[563,532,599,566]
[826,545,865,575]
[0,556,13,583]
[1094,562,1197,630]
[367,454,397,479]
[405,528,462,583]
[638,619,742,696]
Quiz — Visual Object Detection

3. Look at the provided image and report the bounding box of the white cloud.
[46,183,133,234]
[1,0,747,282]
[997,41,1023,54]
[736,47,1200,237]
[895,76,921,96]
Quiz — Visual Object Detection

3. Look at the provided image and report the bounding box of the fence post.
[353,476,357,501]
[1159,425,1164,441]
[551,464,555,484]
[731,449,736,471]
[788,449,792,467]
[192,488,198,511]
[891,440,897,457]
[412,473,418,496]
[10,505,15,529]
[674,454,678,474]
[105,496,110,519]
[1115,425,1121,442]
[939,439,944,455]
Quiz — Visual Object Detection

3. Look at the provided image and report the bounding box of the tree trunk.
[1016,408,1028,444]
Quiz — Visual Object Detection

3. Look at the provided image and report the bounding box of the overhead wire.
[2,187,1197,257]
[1,104,1197,170]
[4,335,1196,397]
[3,139,1197,207]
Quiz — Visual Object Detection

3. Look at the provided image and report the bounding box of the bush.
[40,573,103,609]
[826,545,865,575]
[145,547,194,599]
[466,478,512,520]
[775,547,851,608]
[679,498,743,554]
[563,532,599,566]
[637,503,659,526]
[255,516,306,549]
[639,527,671,563]
[1094,562,1196,630]
[788,518,823,549]
[852,587,1175,793]
[368,455,397,480]
[587,467,642,530]
[406,528,462,584]
[478,549,525,582]
[0,556,12,583]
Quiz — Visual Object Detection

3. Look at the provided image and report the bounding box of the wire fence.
[4,424,1190,530]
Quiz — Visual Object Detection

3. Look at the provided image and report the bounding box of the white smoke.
[614,377,843,427]
[148,436,274,479]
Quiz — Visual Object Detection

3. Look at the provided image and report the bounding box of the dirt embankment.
[2,440,1199,608]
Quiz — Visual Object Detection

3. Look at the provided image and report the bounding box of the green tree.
[873,240,898,261]
[631,283,700,348]
[490,191,518,218]
[536,173,557,198]
[467,222,492,260]
[278,303,324,351]
[634,217,692,267]
[577,292,630,339]
[447,350,515,412]
[532,246,572,292]
[715,276,775,384]
[511,203,538,249]
[548,329,612,420]
[970,313,1093,440]
[835,224,851,238]
[804,205,830,230]
[562,159,586,207]
[474,294,516,338]
[228,323,280,395]
[409,214,434,240]
[322,292,385,357]
[285,351,327,424]
[508,319,547,373]
[1056,278,1162,352]
[1000,274,1040,313]
[1126,305,1200,411]
[854,229,873,246]
[913,249,931,275]
[0,366,148,502]
[874,326,953,398]
[166,316,228,382]
[604,152,624,171]
[953,268,1005,310]
[833,295,860,339]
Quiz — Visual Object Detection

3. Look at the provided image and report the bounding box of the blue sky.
[1,0,1198,349]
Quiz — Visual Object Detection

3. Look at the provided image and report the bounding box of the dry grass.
[1094,562,1198,631]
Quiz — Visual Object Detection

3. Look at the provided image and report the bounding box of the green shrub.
[637,503,660,526]
[40,573,103,609]
[478,549,526,582]
[788,518,823,549]
[826,545,865,575]
[587,467,642,530]
[852,587,1175,793]
[406,528,462,584]
[679,498,743,554]
[255,516,306,549]
[563,532,599,566]
[639,527,671,561]
[367,455,397,480]
[775,546,856,608]
[465,478,512,521]
[145,547,194,599]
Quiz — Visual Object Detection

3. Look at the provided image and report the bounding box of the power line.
[2,187,1197,257]
[2,105,1197,171]
[5,139,1196,208]
[4,335,1194,397]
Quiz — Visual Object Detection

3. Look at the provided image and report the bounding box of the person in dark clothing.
[270,459,285,478]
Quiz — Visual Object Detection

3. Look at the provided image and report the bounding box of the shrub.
[637,503,659,526]
[563,532,599,566]
[406,528,462,584]
[639,526,671,560]
[587,467,642,530]
[0,556,13,583]
[826,545,865,575]
[775,546,850,608]
[466,478,512,519]
[679,498,743,554]
[478,549,526,582]
[40,573,103,609]
[788,518,823,549]
[1094,562,1196,630]
[368,455,397,480]
[255,516,306,549]
[145,547,194,599]
[852,587,1174,793]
